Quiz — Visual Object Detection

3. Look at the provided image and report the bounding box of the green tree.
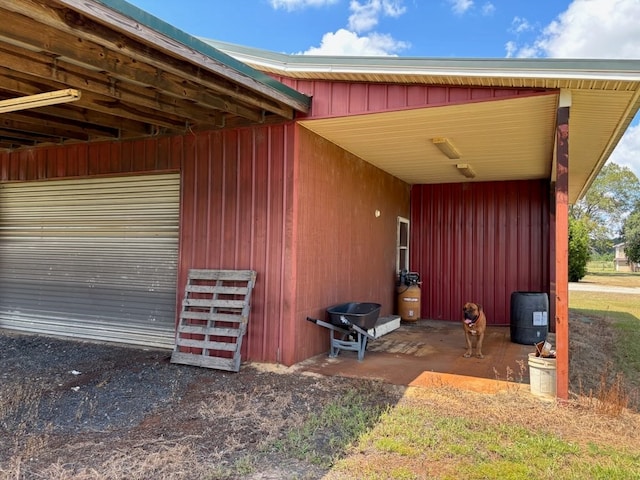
[569,216,590,282]
[623,210,640,266]
[571,162,640,255]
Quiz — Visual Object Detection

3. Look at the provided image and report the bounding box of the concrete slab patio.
[298,319,542,394]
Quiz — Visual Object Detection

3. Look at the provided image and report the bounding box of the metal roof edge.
[74,0,310,112]
[202,39,640,83]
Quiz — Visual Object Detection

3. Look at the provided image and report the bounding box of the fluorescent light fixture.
[432,137,461,159]
[0,89,81,114]
[456,163,476,179]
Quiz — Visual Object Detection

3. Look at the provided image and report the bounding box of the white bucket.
[528,353,556,398]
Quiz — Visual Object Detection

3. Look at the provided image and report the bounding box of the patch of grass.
[587,260,617,273]
[326,388,640,480]
[270,384,391,468]
[581,269,640,288]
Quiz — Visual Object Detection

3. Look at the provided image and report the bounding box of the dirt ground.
[0,307,637,479]
[0,332,403,480]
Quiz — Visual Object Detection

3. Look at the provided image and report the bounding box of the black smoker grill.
[307,302,382,361]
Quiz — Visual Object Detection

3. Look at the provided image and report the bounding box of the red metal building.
[1,1,640,399]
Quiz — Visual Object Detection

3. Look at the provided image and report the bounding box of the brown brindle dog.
[462,302,487,358]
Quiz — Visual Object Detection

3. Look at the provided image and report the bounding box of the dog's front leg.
[463,331,473,358]
[476,332,484,358]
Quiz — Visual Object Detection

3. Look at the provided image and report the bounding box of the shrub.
[569,217,590,282]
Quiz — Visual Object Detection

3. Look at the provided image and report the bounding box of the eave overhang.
[207,40,640,203]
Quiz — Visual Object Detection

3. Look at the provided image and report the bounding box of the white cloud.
[348,0,407,33]
[505,1,640,179]
[608,122,640,180]
[269,0,338,11]
[509,0,640,59]
[301,28,409,55]
[297,0,408,56]
[539,0,640,58]
[504,41,517,58]
[348,1,380,32]
[449,0,473,15]
[509,16,533,35]
[481,2,495,16]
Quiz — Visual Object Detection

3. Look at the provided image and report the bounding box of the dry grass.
[568,289,640,412]
[25,443,222,480]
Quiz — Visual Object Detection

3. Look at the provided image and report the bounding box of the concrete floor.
[298,319,541,393]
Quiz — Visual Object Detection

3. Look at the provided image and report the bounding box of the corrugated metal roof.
[202,40,640,90]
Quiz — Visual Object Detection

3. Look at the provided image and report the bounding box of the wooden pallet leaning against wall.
[171,269,257,372]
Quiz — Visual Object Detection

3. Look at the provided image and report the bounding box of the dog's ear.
[477,304,483,311]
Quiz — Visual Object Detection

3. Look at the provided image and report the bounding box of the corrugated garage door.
[0,173,180,348]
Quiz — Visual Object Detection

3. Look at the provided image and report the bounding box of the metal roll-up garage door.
[0,173,180,348]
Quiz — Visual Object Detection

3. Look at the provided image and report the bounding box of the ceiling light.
[456,163,476,179]
[0,89,81,114]
[432,137,461,159]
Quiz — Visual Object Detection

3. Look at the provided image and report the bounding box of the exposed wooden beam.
[53,0,309,113]
[0,0,307,149]
[0,128,63,145]
[0,70,187,132]
[0,1,298,119]
[3,110,122,140]
[0,88,80,113]
[0,42,268,124]
[0,114,92,141]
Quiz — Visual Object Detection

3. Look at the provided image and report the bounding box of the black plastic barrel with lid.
[510,292,549,345]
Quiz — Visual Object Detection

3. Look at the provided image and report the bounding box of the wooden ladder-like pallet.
[171,269,257,372]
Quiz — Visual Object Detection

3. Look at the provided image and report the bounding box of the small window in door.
[397,216,410,273]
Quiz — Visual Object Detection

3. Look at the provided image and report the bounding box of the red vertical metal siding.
[411,180,550,326]
[290,126,411,364]
[0,140,181,181]
[178,126,296,364]
[275,76,553,119]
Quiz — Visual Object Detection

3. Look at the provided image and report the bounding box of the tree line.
[569,162,640,281]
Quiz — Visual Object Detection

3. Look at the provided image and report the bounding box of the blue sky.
[128,0,640,178]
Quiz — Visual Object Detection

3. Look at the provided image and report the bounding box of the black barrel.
[510,292,549,345]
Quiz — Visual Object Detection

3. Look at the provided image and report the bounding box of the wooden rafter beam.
[0,114,93,141]
[0,1,298,119]
[0,88,80,113]
[0,42,266,124]
[0,71,187,132]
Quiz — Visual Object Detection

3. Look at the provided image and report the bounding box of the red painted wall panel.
[411,180,550,326]
[290,126,411,364]
[178,126,297,364]
[0,140,182,181]
[276,76,551,119]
